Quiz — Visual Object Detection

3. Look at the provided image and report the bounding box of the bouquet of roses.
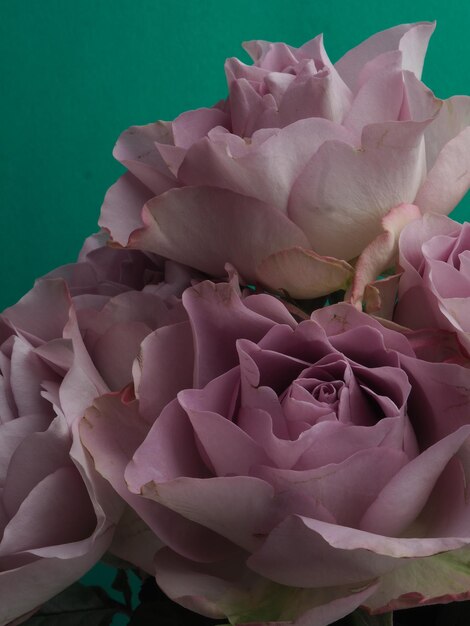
[1,21,470,626]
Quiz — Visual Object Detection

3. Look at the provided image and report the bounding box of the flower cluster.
[1,21,470,626]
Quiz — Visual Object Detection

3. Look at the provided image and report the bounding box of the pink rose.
[394,214,470,351]
[0,238,192,624]
[99,22,470,298]
[82,280,470,625]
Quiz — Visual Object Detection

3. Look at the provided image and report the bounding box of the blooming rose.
[0,238,193,625]
[99,22,470,298]
[394,214,470,352]
[82,280,470,625]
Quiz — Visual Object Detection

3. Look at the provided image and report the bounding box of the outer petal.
[256,247,353,299]
[128,186,310,282]
[347,203,421,309]
[364,546,470,613]
[140,476,274,552]
[178,118,355,211]
[82,394,230,563]
[133,321,194,421]
[248,515,469,589]
[335,22,435,90]
[0,526,113,626]
[288,121,430,260]
[182,279,294,388]
[99,172,153,247]
[113,122,177,194]
[155,547,379,626]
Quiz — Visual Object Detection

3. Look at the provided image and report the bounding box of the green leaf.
[22,582,127,626]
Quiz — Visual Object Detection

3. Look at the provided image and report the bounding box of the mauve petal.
[2,416,70,518]
[98,172,153,246]
[126,398,209,486]
[3,279,70,345]
[295,417,418,470]
[248,515,401,588]
[249,515,468,589]
[335,22,434,90]
[128,186,309,282]
[182,281,281,388]
[134,321,194,421]
[82,394,230,563]
[0,415,50,484]
[256,446,407,529]
[108,506,164,575]
[140,475,274,552]
[312,303,416,357]
[360,425,470,535]
[181,400,270,477]
[155,546,379,626]
[399,354,470,447]
[59,310,108,424]
[8,338,56,417]
[0,466,95,555]
[256,247,353,299]
[113,122,177,194]
[0,526,113,626]
[178,118,355,211]
[288,120,429,260]
[90,321,151,391]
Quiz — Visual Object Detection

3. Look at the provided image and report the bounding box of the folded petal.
[256,246,354,299]
[336,22,435,90]
[288,121,429,260]
[128,186,309,281]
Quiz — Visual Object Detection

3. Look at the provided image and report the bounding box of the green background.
[1,0,470,309]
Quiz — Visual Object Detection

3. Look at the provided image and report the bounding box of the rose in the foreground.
[0,238,192,625]
[82,280,470,625]
[394,214,470,352]
[99,22,470,298]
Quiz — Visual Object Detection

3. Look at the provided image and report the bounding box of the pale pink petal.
[347,203,421,309]
[128,187,309,281]
[335,22,435,90]
[256,246,354,299]
[288,121,429,260]
[178,118,355,211]
[171,108,229,149]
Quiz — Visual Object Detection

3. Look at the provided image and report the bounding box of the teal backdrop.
[0,0,469,621]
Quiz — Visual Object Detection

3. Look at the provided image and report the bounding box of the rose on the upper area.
[99,22,470,299]
[0,237,193,625]
[82,279,470,625]
[394,214,470,352]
